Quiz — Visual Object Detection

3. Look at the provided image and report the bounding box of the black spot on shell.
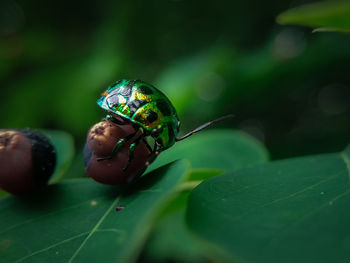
[156,100,172,116]
[127,80,137,89]
[138,85,153,95]
[146,110,158,123]
[128,99,148,115]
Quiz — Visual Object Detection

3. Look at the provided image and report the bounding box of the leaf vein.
[264,188,350,247]
[96,228,125,234]
[14,231,90,263]
[223,171,343,223]
[260,171,343,208]
[297,188,350,224]
[67,197,121,263]
[0,198,103,236]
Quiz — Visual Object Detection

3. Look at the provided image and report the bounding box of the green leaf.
[59,152,87,180]
[277,1,350,32]
[40,130,75,183]
[142,131,268,262]
[143,188,234,263]
[148,129,269,174]
[187,145,350,263]
[0,160,188,263]
[143,146,269,262]
[143,193,211,263]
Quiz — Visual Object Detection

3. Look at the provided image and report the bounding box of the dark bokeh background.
[1,0,350,161]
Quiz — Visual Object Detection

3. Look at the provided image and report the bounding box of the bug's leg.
[102,114,114,122]
[123,134,145,171]
[145,143,162,167]
[143,138,152,153]
[126,143,161,183]
[97,129,139,161]
[127,165,147,183]
[127,142,165,184]
[145,151,160,167]
[104,114,126,125]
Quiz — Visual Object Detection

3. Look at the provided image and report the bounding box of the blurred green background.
[1,0,350,162]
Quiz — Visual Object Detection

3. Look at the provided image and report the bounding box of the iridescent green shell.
[97,79,180,149]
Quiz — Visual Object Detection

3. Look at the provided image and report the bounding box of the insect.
[97,79,233,170]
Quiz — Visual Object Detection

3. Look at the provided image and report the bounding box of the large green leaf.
[148,129,268,175]
[143,190,226,263]
[277,1,350,32]
[143,130,269,262]
[0,161,187,263]
[187,145,350,263]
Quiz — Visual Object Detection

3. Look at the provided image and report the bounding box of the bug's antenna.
[175,114,234,142]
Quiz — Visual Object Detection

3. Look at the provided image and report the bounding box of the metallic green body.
[97,79,180,149]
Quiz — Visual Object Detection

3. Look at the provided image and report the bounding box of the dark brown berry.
[84,120,150,185]
[0,129,56,194]
[87,120,135,157]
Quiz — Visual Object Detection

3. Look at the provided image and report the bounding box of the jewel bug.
[97,79,233,170]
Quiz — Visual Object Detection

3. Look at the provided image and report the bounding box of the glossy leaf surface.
[187,146,350,263]
[149,130,268,174]
[143,130,269,262]
[0,161,187,263]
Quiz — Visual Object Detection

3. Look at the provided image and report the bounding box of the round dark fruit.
[0,129,56,194]
[86,120,136,157]
[84,120,150,185]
